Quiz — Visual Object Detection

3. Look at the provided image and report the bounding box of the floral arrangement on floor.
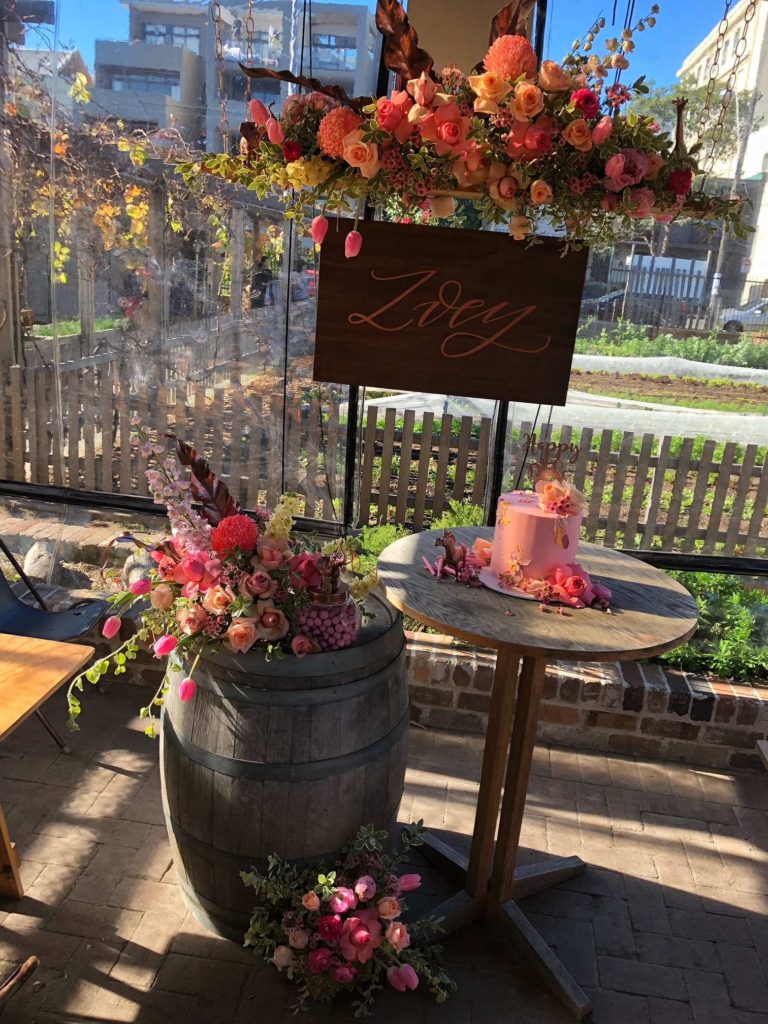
[66,422,375,737]
[178,0,748,253]
[241,821,456,1017]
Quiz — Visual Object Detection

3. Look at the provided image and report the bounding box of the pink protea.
[483,34,537,80]
[317,107,362,159]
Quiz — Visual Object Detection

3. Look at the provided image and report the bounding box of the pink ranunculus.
[604,148,648,191]
[178,677,197,701]
[354,875,377,901]
[311,215,329,245]
[376,896,400,920]
[571,87,600,119]
[376,96,412,144]
[339,908,383,964]
[385,920,410,953]
[256,539,289,571]
[250,98,270,125]
[201,584,235,615]
[397,873,421,893]
[592,115,613,145]
[419,101,470,157]
[302,891,321,911]
[317,914,343,943]
[129,578,152,596]
[153,634,178,657]
[627,186,656,219]
[102,615,122,639]
[387,963,419,991]
[176,604,208,636]
[345,230,363,259]
[239,570,275,601]
[266,117,285,144]
[307,947,333,974]
[330,886,357,914]
[282,140,302,162]
[255,604,289,642]
[150,583,175,610]
[289,552,322,590]
[291,634,320,658]
[333,964,356,984]
[224,617,258,654]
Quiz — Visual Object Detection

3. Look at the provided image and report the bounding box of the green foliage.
[658,572,768,682]
[432,500,485,530]
[576,320,768,370]
[351,523,409,576]
[33,316,128,337]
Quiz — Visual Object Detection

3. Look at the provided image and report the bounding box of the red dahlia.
[211,514,259,556]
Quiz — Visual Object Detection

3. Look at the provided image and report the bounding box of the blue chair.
[0,538,105,753]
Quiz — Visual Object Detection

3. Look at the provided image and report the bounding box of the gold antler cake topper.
[522,432,580,486]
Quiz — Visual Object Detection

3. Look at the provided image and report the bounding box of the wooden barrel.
[159,595,408,941]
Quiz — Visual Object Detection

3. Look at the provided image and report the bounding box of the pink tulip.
[153,635,178,658]
[397,873,422,893]
[387,964,419,991]
[129,578,152,596]
[344,230,363,259]
[249,98,270,125]
[179,677,197,702]
[102,615,121,640]
[311,214,329,245]
[266,118,285,144]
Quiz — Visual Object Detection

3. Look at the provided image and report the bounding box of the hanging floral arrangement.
[178,0,749,255]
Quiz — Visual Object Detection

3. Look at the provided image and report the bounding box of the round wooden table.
[377,528,698,1021]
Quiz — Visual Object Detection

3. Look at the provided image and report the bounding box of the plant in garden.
[658,572,768,682]
[241,821,456,1017]
[66,422,376,736]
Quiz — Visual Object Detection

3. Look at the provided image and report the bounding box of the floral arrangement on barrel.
[179,0,749,255]
[66,421,375,737]
[241,822,456,1017]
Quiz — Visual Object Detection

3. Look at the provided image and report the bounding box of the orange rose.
[644,152,666,181]
[530,178,553,205]
[562,118,592,152]
[225,617,258,653]
[342,129,380,178]
[513,80,544,122]
[538,60,572,92]
[201,584,235,615]
[468,71,512,114]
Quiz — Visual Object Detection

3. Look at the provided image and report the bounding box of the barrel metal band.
[169,816,342,871]
[198,642,405,706]
[163,704,410,782]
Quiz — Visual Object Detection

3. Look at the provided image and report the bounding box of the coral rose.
[470,537,493,566]
[224,617,258,653]
[513,80,544,122]
[538,60,571,92]
[386,921,410,953]
[484,34,537,80]
[530,178,553,205]
[201,584,235,615]
[342,129,381,178]
[376,896,400,920]
[302,891,320,911]
[419,101,470,156]
[376,96,411,144]
[176,604,208,636]
[644,151,666,181]
[468,71,511,114]
[562,118,592,152]
[288,928,309,949]
[291,634,320,657]
[317,107,361,160]
[255,604,289,642]
[150,583,175,610]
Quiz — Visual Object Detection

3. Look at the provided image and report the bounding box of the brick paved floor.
[1,689,767,1023]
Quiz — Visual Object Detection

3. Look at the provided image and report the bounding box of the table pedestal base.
[420,834,591,1020]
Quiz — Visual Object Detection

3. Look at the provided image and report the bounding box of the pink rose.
[385,921,410,953]
[387,964,419,991]
[179,677,197,702]
[342,129,380,179]
[289,552,322,590]
[330,886,357,914]
[307,947,332,974]
[605,148,648,191]
[420,101,470,156]
[354,875,377,901]
[239,570,275,601]
[302,891,320,911]
[224,617,258,653]
[201,585,235,615]
[256,539,288,571]
[545,564,595,608]
[592,115,613,145]
[272,945,293,970]
[571,88,600,119]
[397,874,421,893]
[129,578,151,596]
[102,615,121,640]
[496,175,518,199]
[255,604,289,642]
[524,124,553,154]
[627,186,656,219]
[153,634,178,657]
[339,909,383,964]
[176,604,208,636]
[317,914,343,943]
[150,584,175,610]
[376,896,400,920]
[333,964,356,984]
[376,97,411,144]
[291,634,321,658]
[390,89,413,116]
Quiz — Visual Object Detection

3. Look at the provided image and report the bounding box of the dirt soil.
[570,371,768,411]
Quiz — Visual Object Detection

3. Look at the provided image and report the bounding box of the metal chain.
[697,2,731,147]
[699,0,758,185]
[244,0,254,112]
[211,1,230,151]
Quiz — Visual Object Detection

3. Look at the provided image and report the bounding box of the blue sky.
[49,0,726,87]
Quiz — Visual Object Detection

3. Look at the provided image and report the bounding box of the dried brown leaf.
[375,0,435,82]
[488,0,537,45]
[167,434,240,526]
[239,65,365,111]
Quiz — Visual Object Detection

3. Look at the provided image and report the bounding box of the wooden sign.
[313,220,588,405]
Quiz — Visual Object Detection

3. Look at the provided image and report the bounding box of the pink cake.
[490,490,582,583]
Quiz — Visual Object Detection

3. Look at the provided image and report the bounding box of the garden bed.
[570,369,768,414]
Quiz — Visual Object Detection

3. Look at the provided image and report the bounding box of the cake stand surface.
[377,528,698,1020]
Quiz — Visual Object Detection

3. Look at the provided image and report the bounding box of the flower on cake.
[534,478,584,517]
[546,563,612,609]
